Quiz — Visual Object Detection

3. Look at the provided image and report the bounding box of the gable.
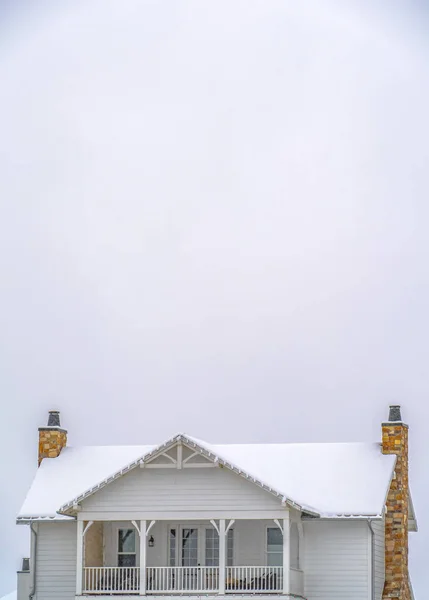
[144,441,214,468]
[80,462,283,515]
[59,436,293,516]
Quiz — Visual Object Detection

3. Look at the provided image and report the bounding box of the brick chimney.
[38,410,67,466]
[382,405,410,600]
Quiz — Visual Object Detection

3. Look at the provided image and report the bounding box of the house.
[15,405,417,600]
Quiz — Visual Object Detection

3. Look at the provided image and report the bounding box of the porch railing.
[147,566,219,593]
[82,566,293,595]
[226,566,283,593]
[83,566,140,594]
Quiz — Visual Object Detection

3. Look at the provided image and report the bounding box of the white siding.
[35,522,77,600]
[303,520,370,600]
[372,519,385,600]
[82,466,282,514]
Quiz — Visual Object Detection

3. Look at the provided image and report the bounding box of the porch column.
[76,520,84,595]
[139,520,147,596]
[219,519,226,595]
[283,514,290,595]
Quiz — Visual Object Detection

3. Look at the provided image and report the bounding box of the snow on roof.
[18,444,154,520]
[18,435,396,520]
[201,441,396,516]
[0,592,17,600]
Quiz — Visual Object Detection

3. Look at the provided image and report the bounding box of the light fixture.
[148,535,155,547]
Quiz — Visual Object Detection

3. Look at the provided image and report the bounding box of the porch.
[77,518,305,598]
[82,566,304,595]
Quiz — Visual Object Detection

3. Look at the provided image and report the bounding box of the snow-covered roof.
[18,434,396,520]
[0,592,17,600]
[202,440,395,516]
[18,445,154,521]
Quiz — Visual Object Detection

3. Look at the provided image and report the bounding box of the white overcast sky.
[0,0,428,595]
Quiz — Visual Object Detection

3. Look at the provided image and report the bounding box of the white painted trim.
[182,450,199,464]
[367,523,372,600]
[143,464,177,469]
[78,510,290,521]
[141,462,216,469]
[146,520,156,536]
[297,523,304,571]
[182,463,217,468]
[177,444,183,469]
[283,514,290,595]
[225,519,235,534]
[210,519,220,535]
[76,519,84,595]
[83,520,93,537]
[219,519,226,594]
[139,519,147,596]
[131,520,141,536]
[273,519,283,534]
[76,595,288,600]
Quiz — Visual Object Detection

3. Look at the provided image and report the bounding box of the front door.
[169,526,199,591]
[169,526,200,566]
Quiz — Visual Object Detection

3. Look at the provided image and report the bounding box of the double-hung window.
[118,528,137,567]
[266,527,283,567]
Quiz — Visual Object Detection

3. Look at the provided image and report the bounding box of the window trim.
[265,525,283,567]
[117,527,137,567]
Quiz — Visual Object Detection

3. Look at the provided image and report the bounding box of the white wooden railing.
[226,566,283,593]
[83,567,140,594]
[147,567,219,593]
[83,566,293,595]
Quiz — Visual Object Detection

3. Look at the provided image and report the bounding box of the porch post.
[76,519,84,595]
[219,519,226,595]
[283,514,290,595]
[139,520,147,596]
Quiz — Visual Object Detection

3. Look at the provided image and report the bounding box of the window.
[118,528,136,567]
[205,529,234,566]
[169,528,177,567]
[266,528,283,567]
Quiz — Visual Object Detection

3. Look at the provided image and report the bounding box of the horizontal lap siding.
[372,520,385,600]
[82,466,281,513]
[303,521,370,600]
[35,522,76,599]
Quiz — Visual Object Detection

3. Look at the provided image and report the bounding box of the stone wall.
[381,422,410,600]
[38,427,67,466]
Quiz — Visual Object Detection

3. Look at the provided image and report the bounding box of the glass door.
[181,528,198,566]
[181,528,198,590]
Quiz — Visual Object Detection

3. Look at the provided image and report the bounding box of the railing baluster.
[82,564,295,597]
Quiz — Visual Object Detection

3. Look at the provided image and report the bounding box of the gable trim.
[58,434,314,516]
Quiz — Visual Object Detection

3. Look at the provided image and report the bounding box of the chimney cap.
[387,404,403,423]
[38,410,67,433]
[20,558,30,572]
[47,410,61,427]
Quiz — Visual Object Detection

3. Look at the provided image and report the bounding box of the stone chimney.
[382,405,410,600]
[38,410,67,466]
